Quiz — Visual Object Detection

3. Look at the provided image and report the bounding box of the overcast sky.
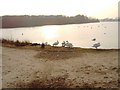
[0,0,119,19]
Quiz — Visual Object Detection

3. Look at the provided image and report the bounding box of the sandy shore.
[1,46,119,88]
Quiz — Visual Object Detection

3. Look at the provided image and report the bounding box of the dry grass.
[1,39,31,47]
[34,45,119,60]
[35,47,83,60]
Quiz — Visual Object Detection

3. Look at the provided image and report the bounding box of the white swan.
[65,41,73,48]
[53,40,59,46]
[92,43,100,49]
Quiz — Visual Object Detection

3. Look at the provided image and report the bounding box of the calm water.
[1,22,119,49]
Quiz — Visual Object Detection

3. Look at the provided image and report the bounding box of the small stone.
[8,71,11,72]
[104,76,108,78]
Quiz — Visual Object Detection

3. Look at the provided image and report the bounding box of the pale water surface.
[1,22,119,49]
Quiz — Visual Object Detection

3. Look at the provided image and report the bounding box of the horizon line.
[0,14,118,19]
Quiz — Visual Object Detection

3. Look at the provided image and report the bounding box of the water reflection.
[41,26,59,40]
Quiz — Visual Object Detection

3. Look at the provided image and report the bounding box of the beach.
[1,46,119,88]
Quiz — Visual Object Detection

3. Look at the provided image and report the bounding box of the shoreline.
[1,38,119,50]
[1,42,119,50]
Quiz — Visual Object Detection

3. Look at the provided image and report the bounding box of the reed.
[1,38,31,47]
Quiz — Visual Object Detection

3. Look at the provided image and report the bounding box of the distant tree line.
[1,15,99,28]
[100,18,120,22]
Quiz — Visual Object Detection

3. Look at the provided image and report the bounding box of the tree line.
[100,18,120,22]
[1,15,99,28]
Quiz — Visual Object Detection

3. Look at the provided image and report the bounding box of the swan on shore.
[65,41,73,48]
[62,41,66,47]
[53,40,59,46]
[92,43,100,49]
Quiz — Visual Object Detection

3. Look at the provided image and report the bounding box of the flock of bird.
[53,40,73,48]
[22,30,101,49]
[52,39,100,49]
[21,33,101,49]
[51,24,106,49]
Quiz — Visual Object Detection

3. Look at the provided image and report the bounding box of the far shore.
[2,15,99,28]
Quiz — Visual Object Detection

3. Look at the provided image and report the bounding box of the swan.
[62,41,66,47]
[53,40,59,46]
[92,43,100,49]
[65,41,73,48]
